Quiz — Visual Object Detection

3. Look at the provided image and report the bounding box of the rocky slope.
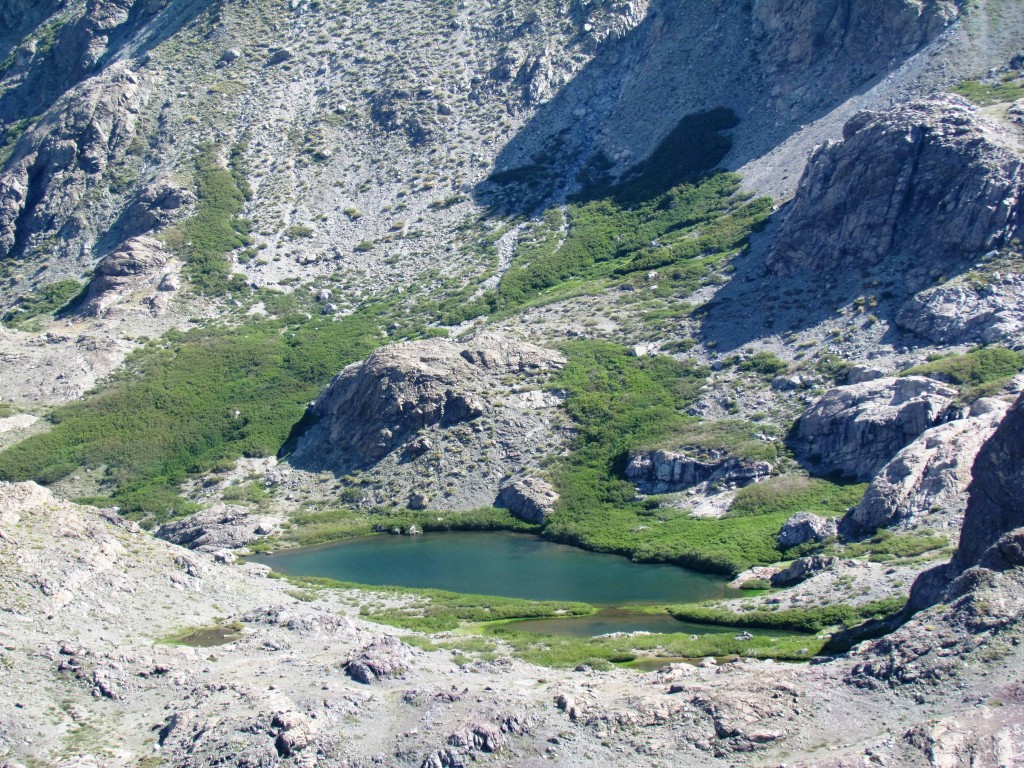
[3,1,1024,765]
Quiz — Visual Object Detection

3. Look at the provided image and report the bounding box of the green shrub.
[2,279,86,327]
[668,597,907,633]
[900,346,1024,401]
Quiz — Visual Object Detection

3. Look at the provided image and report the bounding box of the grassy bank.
[667,597,907,634]
[272,573,593,633]
[538,341,866,574]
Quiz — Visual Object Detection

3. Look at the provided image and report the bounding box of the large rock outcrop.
[292,333,563,467]
[766,97,1024,296]
[896,273,1024,347]
[753,0,958,109]
[625,449,771,494]
[949,391,1024,574]
[842,397,1010,536]
[0,66,148,261]
[80,236,179,317]
[496,476,559,524]
[155,503,283,553]
[792,376,957,481]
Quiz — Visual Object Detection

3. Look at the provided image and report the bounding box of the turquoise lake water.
[251,530,736,606]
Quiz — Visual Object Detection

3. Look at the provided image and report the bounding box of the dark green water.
[252,531,735,606]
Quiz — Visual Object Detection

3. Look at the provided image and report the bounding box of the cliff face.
[753,0,959,108]
[766,96,1024,295]
[951,391,1024,573]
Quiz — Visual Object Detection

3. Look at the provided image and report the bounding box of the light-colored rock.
[793,376,957,481]
[625,449,771,494]
[843,398,1010,536]
[292,333,563,466]
[897,274,1024,347]
[155,503,282,552]
[775,512,838,549]
[496,476,558,524]
[771,555,846,587]
[80,236,172,318]
[345,635,412,684]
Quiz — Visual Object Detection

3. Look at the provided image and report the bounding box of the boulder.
[80,236,171,317]
[345,636,412,684]
[625,449,771,494]
[842,398,1010,536]
[775,512,837,549]
[771,556,845,587]
[155,503,282,552]
[496,477,558,524]
[792,376,957,481]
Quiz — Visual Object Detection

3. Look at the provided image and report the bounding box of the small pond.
[251,530,738,608]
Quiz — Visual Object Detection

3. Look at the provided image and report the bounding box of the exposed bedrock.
[291,333,564,469]
[624,449,772,494]
[791,376,957,482]
[766,96,1024,297]
[841,397,1010,537]
[752,0,959,108]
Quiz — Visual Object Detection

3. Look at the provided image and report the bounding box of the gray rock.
[496,477,558,524]
[625,449,771,494]
[292,333,562,467]
[0,67,147,261]
[447,721,507,753]
[753,0,958,109]
[80,236,170,317]
[896,274,1024,347]
[776,512,837,548]
[766,96,1024,297]
[156,504,282,552]
[842,399,1009,536]
[771,556,845,587]
[792,377,957,481]
[408,492,429,510]
[345,636,411,684]
[847,366,887,385]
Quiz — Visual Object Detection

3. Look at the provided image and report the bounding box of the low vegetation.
[667,597,907,634]
[951,72,1024,106]
[2,279,85,327]
[539,342,867,574]
[274,574,592,633]
[0,307,387,523]
[901,345,1024,401]
[164,144,253,295]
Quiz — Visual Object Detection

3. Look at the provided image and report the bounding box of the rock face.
[753,0,958,108]
[792,376,957,481]
[766,97,1024,297]
[495,476,558,524]
[842,398,1010,536]
[896,274,1024,347]
[0,66,148,262]
[292,333,563,467]
[775,512,837,549]
[625,449,771,494]
[155,503,282,553]
[950,392,1024,573]
[80,236,176,317]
